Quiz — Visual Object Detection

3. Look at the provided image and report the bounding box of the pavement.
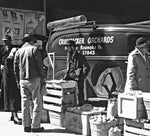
[0,111,83,136]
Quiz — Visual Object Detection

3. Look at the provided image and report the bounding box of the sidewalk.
[0,111,83,136]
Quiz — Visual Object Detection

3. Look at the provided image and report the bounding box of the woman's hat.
[22,34,37,43]
[2,35,12,41]
[136,37,150,48]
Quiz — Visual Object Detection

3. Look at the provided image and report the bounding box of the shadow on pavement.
[43,128,81,135]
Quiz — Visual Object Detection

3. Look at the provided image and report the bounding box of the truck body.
[46,16,150,99]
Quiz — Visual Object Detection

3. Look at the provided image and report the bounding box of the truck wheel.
[91,61,117,86]
[91,61,124,98]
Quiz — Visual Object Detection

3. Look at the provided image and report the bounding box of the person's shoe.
[13,119,22,125]
[31,127,44,132]
[24,126,31,132]
[17,117,22,122]
[10,116,14,121]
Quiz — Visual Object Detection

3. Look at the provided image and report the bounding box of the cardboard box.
[49,110,65,127]
[65,111,92,135]
[65,107,103,136]
[118,94,146,119]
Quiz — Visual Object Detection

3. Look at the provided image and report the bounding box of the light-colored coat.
[124,48,150,92]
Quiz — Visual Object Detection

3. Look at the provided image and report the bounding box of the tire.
[91,61,124,98]
[91,61,117,86]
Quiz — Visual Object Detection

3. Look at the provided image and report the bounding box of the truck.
[45,15,150,101]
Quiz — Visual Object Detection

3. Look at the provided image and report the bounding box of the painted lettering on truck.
[58,36,114,56]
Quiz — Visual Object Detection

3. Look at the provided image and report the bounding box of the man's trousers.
[20,77,43,128]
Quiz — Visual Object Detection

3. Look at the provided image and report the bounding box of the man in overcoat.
[14,34,46,132]
[125,37,150,93]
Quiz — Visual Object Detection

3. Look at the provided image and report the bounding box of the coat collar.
[135,47,149,63]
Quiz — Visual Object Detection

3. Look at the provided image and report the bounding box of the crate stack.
[124,118,150,136]
[43,80,77,127]
[118,93,150,136]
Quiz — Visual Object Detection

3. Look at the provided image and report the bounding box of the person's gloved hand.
[75,68,81,76]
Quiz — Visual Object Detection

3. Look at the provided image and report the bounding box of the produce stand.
[118,92,150,136]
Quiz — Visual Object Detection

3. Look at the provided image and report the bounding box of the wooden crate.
[124,119,150,136]
[43,80,77,112]
[142,93,150,120]
[46,80,76,89]
[118,94,146,119]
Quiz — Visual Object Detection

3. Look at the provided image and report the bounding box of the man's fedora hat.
[22,34,37,43]
[2,34,12,41]
[66,40,76,46]
[136,37,150,48]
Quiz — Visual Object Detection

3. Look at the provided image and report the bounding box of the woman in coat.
[1,35,21,125]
